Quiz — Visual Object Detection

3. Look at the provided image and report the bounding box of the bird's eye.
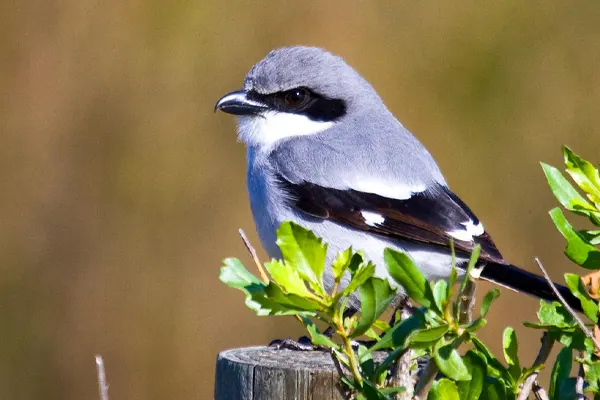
[283,89,309,107]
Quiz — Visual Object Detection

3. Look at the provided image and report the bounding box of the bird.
[215,46,581,313]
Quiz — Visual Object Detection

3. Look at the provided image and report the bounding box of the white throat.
[237,111,334,150]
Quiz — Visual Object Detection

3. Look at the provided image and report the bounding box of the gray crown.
[243,46,383,113]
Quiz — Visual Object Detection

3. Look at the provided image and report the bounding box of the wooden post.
[214,346,344,400]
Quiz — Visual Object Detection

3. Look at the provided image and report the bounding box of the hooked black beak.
[214,90,268,116]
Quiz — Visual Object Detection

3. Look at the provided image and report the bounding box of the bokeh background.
[1,1,599,398]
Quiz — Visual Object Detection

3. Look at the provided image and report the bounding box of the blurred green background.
[1,1,599,398]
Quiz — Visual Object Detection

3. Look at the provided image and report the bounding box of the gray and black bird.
[215,46,581,312]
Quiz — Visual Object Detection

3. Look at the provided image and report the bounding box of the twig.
[516,332,554,400]
[387,302,418,399]
[532,381,549,400]
[459,270,478,324]
[534,257,600,352]
[576,362,585,400]
[390,349,415,400]
[330,351,353,400]
[95,355,109,400]
[413,359,438,399]
[331,350,346,377]
[238,229,269,283]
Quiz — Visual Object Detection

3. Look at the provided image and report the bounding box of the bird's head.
[215,46,383,150]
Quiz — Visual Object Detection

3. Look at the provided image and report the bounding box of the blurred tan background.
[1,0,599,398]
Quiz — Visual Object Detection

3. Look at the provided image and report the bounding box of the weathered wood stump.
[214,346,344,400]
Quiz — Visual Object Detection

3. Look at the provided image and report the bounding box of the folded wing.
[276,174,505,264]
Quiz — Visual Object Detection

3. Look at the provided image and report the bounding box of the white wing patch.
[361,210,385,226]
[463,221,484,236]
[347,179,427,200]
[447,221,485,242]
[237,112,334,149]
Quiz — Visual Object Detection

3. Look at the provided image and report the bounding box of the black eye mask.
[247,88,347,122]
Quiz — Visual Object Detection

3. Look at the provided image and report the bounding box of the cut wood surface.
[214,346,344,400]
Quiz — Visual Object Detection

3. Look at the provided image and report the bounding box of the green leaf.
[408,324,449,345]
[542,162,597,214]
[365,313,424,356]
[549,347,573,400]
[464,317,487,332]
[557,378,577,399]
[518,364,544,388]
[373,319,391,333]
[264,259,318,300]
[449,241,458,287]
[447,262,458,310]
[364,328,381,341]
[220,258,324,317]
[434,343,472,381]
[352,277,397,338]
[306,322,338,349]
[581,230,600,245]
[374,346,408,377]
[479,378,507,400]
[549,208,600,269]
[428,379,460,400]
[357,344,375,377]
[502,328,520,381]
[472,337,514,385]
[342,261,376,297]
[349,251,366,273]
[528,325,589,353]
[457,350,487,400]
[536,300,575,328]
[219,258,268,314]
[564,273,598,322]
[563,146,600,206]
[358,380,386,400]
[378,386,407,395]
[276,221,328,293]
[331,247,353,281]
[219,258,264,288]
[583,361,600,393]
[384,249,432,308]
[480,289,500,317]
[433,280,448,314]
[263,283,324,313]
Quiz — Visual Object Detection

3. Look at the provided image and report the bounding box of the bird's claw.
[268,336,322,351]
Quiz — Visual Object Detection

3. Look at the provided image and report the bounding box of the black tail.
[480,262,583,313]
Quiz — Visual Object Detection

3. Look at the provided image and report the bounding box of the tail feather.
[480,262,583,313]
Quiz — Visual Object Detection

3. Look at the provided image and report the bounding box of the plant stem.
[330,352,353,399]
[458,271,478,324]
[532,382,549,400]
[516,332,554,400]
[238,229,270,283]
[95,355,109,400]
[390,302,418,399]
[535,257,600,352]
[335,316,363,385]
[331,280,340,298]
[414,359,438,399]
[390,348,415,400]
[576,362,585,400]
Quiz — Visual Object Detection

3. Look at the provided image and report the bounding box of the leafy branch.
[221,221,512,399]
[219,145,600,399]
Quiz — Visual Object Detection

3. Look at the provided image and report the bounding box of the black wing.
[276,174,505,264]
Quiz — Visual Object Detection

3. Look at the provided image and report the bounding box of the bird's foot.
[268,336,322,351]
[351,339,378,350]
